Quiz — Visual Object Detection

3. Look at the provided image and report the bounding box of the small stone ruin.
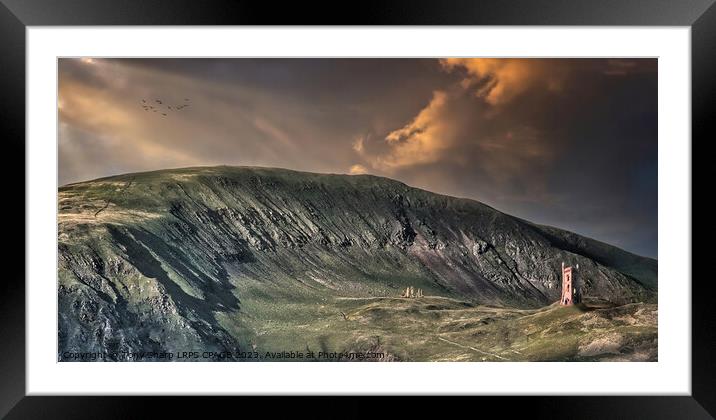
[401,286,424,298]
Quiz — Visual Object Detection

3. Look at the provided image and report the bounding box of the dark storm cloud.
[58,58,657,257]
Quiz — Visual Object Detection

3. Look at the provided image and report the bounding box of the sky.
[58,58,658,258]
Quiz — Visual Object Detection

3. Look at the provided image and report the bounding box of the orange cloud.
[352,75,554,189]
[371,91,454,171]
[440,58,563,105]
[348,164,368,175]
[352,136,365,154]
[59,79,134,130]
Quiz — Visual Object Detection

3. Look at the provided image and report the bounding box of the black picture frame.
[1,1,712,418]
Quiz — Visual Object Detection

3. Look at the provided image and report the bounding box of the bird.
[139,97,192,117]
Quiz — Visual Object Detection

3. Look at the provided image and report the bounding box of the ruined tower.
[559,262,580,305]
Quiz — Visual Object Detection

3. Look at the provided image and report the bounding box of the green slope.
[58,166,657,361]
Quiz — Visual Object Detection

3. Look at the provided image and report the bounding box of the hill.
[57,166,657,360]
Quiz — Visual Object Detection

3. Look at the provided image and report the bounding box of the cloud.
[252,116,296,148]
[371,90,454,170]
[352,136,365,154]
[57,58,361,184]
[345,58,656,257]
[440,58,565,105]
[58,58,446,186]
[58,59,220,183]
[348,164,368,175]
[355,86,553,191]
[348,59,566,188]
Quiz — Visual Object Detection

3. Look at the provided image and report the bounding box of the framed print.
[2,0,713,418]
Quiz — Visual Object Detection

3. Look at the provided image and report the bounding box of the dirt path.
[437,336,511,361]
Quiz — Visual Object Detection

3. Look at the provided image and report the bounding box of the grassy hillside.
[58,166,657,361]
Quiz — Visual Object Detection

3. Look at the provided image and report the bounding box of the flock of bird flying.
[141,98,191,117]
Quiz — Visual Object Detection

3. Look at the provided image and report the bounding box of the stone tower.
[559,262,580,305]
